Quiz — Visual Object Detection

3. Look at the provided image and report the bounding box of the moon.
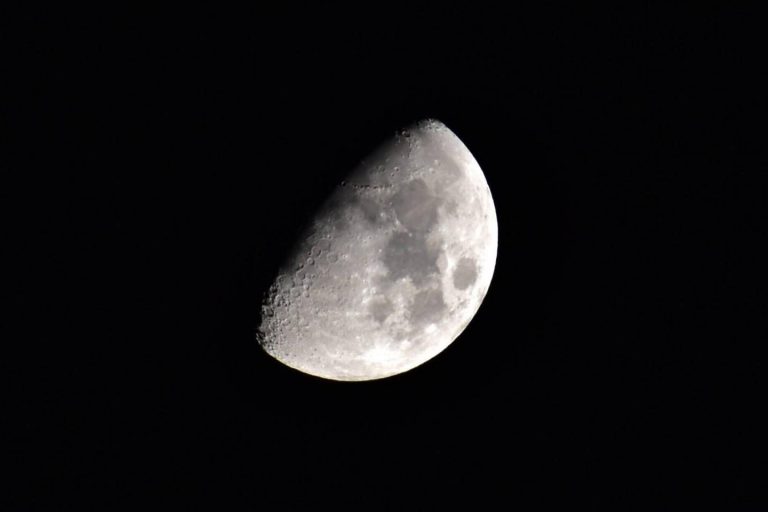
[257,119,498,381]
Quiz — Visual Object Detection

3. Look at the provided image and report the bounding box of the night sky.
[5,6,767,509]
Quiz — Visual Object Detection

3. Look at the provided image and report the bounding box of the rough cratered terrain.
[257,119,498,381]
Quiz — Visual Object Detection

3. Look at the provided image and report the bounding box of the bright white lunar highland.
[257,119,498,381]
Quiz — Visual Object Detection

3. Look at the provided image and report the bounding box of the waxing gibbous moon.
[257,119,498,381]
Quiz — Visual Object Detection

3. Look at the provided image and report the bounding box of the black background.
[4,6,767,509]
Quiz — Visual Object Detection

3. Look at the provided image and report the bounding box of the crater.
[391,179,439,233]
[453,257,478,290]
[382,232,440,285]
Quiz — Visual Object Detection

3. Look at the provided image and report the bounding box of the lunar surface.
[257,119,498,381]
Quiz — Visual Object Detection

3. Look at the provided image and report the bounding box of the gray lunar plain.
[257,119,498,381]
